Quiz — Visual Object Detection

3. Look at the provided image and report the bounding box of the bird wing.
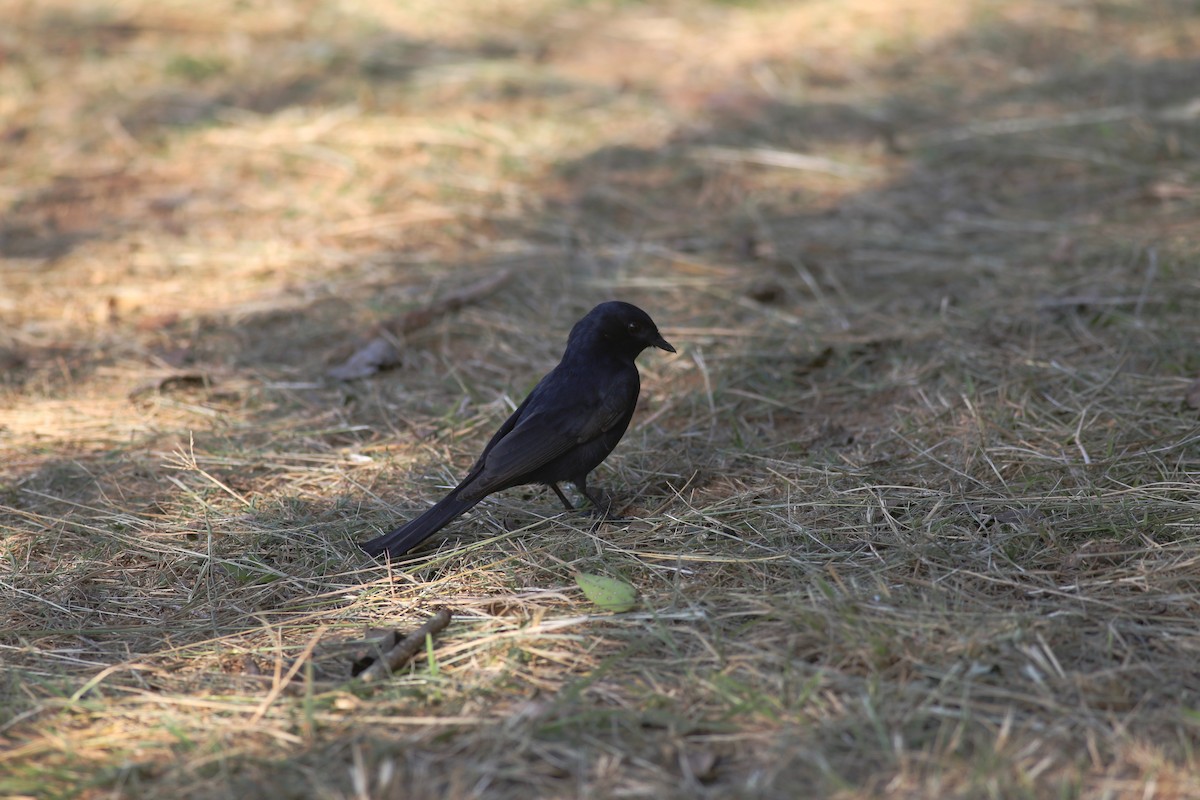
[468,368,636,492]
[470,391,533,467]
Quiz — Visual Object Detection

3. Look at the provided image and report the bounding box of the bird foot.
[582,493,625,522]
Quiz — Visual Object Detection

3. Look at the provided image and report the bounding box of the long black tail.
[360,491,482,559]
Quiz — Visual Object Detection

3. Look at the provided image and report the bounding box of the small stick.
[328,271,513,380]
[356,608,453,683]
[384,270,513,337]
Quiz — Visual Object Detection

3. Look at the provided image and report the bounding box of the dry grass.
[3,0,1200,797]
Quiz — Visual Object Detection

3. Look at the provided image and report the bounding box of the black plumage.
[361,301,675,559]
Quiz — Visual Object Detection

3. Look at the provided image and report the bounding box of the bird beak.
[653,334,676,353]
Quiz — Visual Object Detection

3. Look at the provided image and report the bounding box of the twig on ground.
[355,607,454,683]
[328,270,513,379]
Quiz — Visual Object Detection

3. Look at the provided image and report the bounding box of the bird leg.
[549,483,576,511]
[574,480,624,520]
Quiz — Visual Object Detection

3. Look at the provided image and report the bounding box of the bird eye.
[626,321,642,334]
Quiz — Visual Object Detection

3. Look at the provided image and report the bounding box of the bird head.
[572,301,676,358]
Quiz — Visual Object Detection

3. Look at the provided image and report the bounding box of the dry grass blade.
[689,146,883,179]
[248,626,328,725]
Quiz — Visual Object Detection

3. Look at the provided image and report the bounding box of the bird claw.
[582,493,625,522]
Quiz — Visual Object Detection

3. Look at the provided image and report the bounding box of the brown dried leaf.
[329,270,513,381]
[682,748,720,782]
[1185,376,1200,410]
[326,336,401,381]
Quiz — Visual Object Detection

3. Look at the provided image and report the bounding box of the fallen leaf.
[1186,376,1200,410]
[327,336,400,381]
[328,270,513,381]
[575,572,637,612]
[682,748,720,782]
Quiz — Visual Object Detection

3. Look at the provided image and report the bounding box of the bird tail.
[360,491,481,559]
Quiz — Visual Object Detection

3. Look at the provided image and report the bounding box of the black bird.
[361,301,675,559]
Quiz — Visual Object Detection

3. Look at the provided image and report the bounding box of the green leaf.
[575,572,637,612]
